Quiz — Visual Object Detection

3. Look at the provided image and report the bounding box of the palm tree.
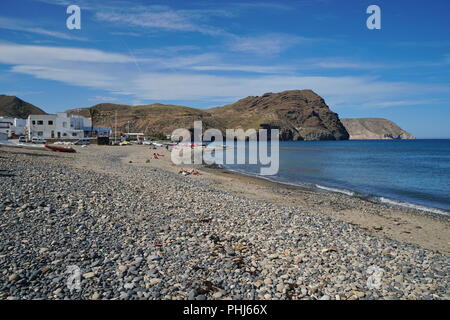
[88,107,100,137]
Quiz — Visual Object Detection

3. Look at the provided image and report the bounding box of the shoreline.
[213,166,450,219]
[205,166,450,221]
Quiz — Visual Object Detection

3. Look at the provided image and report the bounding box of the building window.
[32,121,36,125]
[63,133,67,137]
[48,121,54,125]
[63,122,67,128]
[72,133,77,137]
[37,131,43,136]
[37,120,44,125]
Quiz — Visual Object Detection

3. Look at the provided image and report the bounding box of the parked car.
[142,139,153,145]
[72,139,91,145]
[31,137,46,144]
[18,136,26,143]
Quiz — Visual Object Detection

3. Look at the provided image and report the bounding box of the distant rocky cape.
[341,118,415,140]
[67,90,350,141]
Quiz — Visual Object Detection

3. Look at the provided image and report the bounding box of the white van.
[72,139,91,145]
[31,137,47,144]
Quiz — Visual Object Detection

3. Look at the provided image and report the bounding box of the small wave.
[378,197,449,216]
[315,184,355,196]
[224,167,449,217]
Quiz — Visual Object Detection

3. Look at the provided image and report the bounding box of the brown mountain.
[209,90,349,140]
[0,95,47,118]
[68,90,349,141]
[67,103,224,137]
[341,118,415,140]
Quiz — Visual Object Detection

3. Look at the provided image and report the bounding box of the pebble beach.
[0,144,448,300]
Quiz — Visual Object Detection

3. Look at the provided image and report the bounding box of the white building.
[71,115,92,131]
[26,113,89,140]
[0,117,27,137]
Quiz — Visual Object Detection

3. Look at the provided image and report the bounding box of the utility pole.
[114,111,117,143]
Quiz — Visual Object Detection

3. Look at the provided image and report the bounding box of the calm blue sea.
[218,140,450,215]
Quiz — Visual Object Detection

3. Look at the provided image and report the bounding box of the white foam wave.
[315,184,355,196]
[378,197,449,216]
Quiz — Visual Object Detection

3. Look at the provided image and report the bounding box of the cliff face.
[209,90,349,141]
[0,95,47,118]
[341,118,415,140]
[68,90,349,141]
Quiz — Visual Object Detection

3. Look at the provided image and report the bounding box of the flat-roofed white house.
[0,120,12,137]
[0,117,27,137]
[26,113,88,140]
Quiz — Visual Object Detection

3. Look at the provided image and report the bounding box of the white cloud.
[89,96,119,102]
[311,61,386,70]
[129,73,421,106]
[11,65,118,89]
[189,64,291,74]
[361,99,442,108]
[110,31,142,37]
[0,42,137,65]
[2,42,447,111]
[95,6,228,36]
[0,16,86,41]
[227,34,308,55]
[10,59,431,110]
[233,2,293,10]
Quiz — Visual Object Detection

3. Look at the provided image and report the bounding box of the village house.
[26,113,88,140]
[0,117,27,138]
[25,112,112,141]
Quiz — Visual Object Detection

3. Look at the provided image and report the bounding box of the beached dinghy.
[45,144,76,153]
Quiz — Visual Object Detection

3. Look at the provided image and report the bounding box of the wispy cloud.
[32,0,310,58]
[2,41,448,111]
[11,65,118,89]
[110,31,142,37]
[0,42,137,65]
[189,64,292,74]
[0,16,86,41]
[95,6,228,36]
[4,90,43,96]
[89,96,118,102]
[361,99,443,109]
[310,60,387,70]
[394,41,450,48]
[231,2,293,11]
[227,34,308,55]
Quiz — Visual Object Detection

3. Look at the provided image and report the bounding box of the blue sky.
[0,0,449,138]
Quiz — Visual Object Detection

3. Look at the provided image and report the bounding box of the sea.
[214,139,450,216]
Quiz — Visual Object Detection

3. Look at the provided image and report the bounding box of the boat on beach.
[44,144,76,153]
